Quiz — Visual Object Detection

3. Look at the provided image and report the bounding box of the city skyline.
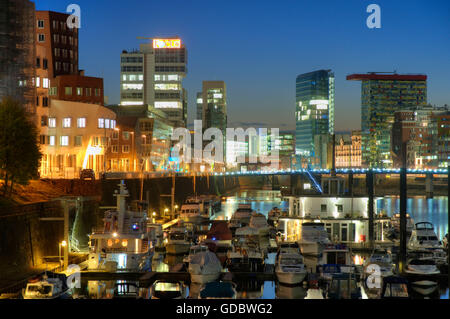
[35,0,450,132]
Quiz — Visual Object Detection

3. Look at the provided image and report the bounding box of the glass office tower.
[295,70,335,168]
[347,73,427,168]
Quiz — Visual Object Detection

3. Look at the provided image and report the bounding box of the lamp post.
[59,240,67,270]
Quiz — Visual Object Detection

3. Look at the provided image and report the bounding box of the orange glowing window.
[153,39,181,49]
[107,239,113,247]
[122,240,128,247]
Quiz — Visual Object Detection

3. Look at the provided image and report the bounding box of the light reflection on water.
[80,191,448,299]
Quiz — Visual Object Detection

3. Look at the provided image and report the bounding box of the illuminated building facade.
[120,38,187,127]
[347,73,427,168]
[335,131,362,168]
[38,100,116,178]
[391,105,450,168]
[295,70,335,168]
[105,105,173,173]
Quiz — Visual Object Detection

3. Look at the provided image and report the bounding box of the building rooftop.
[346,73,427,81]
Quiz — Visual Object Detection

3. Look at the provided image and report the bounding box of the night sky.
[34,0,450,131]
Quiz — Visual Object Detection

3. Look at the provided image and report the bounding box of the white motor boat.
[249,213,271,236]
[22,273,70,299]
[188,251,223,284]
[405,258,440,296]
[165,223,191,255]
[183,245,209,265]
[228,204,254,232]
[179,202,207,223]
[408,222,443,250]
[318,244,355,282]
[88,181,153,271]
[297,222,331,256]
[275,252,308,285]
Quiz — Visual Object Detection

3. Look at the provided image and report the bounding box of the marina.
[2,183,448,300]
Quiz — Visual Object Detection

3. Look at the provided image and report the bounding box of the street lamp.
[58,240,67,268]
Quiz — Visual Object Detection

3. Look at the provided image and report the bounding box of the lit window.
[111,120,116,129]
[36,77,40,88]
[77,118,86,128]
[122,145,130,153]
[77,87,83,96]
[138,74,144,81]
[63,118,71,128]
[61,136,69,146]
[98,118,104,128]
[154,83,179,91]
[155,101,181,109]
[105,119,110,129]
[48,118,56,128]
[167,75,179,81]
[49,136,56,146]
[123,83,143,90]
[42,78,49,89]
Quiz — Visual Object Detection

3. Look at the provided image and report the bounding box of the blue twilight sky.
[34,0,450,131]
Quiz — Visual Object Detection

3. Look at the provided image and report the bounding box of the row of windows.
[36,58,48,69]
[155,66,185,73]
[121,56,143,63]
[54,48,77,60]
[38,19,78,33]
[121,66,143,72]
[40,135,79,147]
[35,77,49,89]
[55,61,75,73]
[155,92,180,99]
[121,93,143,99]
[40,117,115,129]
[111,145,130,153]
[122,74,144,82]
[52,34,77,46]
[63,87,101,97]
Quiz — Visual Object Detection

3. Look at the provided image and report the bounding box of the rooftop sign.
[153,39,181,49]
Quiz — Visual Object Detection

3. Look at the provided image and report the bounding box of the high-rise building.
[391,105,449,168]
[120,38,187,127]
[347,72,427,168]
[295,70,335,168]
[200,81,227,132]
[0,0,36,114]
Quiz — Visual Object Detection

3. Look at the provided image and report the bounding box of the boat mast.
[114,180,129,233]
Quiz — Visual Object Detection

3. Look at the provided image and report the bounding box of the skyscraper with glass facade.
[347,73,427,168]
[295,70,335,168]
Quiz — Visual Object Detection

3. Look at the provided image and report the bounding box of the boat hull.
[190,273,221,284]
[410,280,438,296]
[276,270,307,285]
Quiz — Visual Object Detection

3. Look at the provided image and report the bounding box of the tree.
[0,97,42,197]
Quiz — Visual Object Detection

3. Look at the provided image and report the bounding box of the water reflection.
[377,196,448,239]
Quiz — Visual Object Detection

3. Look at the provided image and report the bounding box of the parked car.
[80,169,95,180]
